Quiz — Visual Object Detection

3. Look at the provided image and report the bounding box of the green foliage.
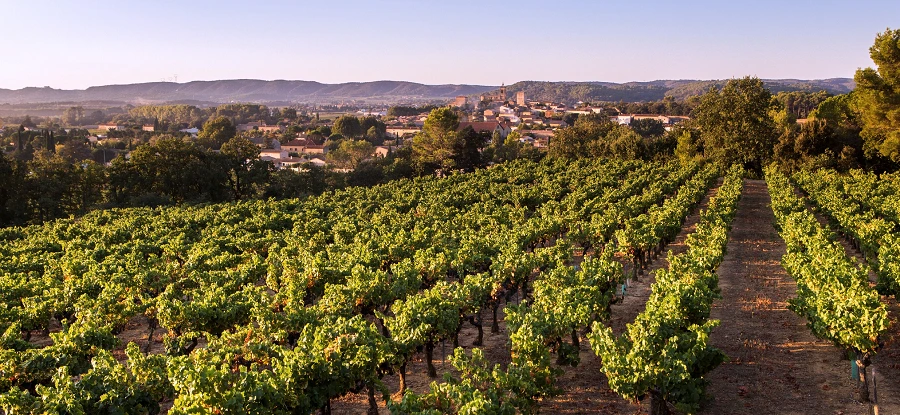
[326,139,375,170]
[0,158,742,414]
[854,28,900,164]
[766,167,888,356]
[412,107,461,171]
[694,77,779,172]
[590,165,744,413]
[197,116,237,150]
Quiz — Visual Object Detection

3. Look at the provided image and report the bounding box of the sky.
[1,0,898,90]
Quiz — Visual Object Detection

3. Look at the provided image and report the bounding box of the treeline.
[0,133,417,227]
[54,103,305,130]
[504,78,851,104]
[0,107,546,227]
[387,105,437,117]
[549,33,899,176]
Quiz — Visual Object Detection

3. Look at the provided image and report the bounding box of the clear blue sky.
[1,0,897,89]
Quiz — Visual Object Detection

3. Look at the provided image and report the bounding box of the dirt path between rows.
[702,179,870,415]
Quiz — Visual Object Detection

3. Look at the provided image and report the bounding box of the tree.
[674,126,701,162]
[58,139,93,163]
[606,125,644,159]
[197,117,236,150]
[62,106,85,126]
[412,107,460,171]
[326,139,374,170]
[0,154,28,226]
[630,119,665,138]
[108,136,229,205]
[360,116,386,142]
[854,28,900,164]
[454,126,484,170]
[693,77,778,172]
[21,115,36,129]
[333,115,363,139]
[548,113,615,159]
[220,136,270,200]
[25,151,79,222]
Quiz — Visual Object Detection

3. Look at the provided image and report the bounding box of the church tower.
[499,84,507,101]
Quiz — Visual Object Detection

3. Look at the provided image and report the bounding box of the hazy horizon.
[0,76,857,92]
[1,0,896,90]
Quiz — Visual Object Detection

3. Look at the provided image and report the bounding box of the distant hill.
[0,78,855,105]
[501,78,855,104]
[0,80,496,105]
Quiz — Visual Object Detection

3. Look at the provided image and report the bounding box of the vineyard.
[0,159,898,414]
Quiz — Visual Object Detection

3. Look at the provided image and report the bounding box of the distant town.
[1,84,694,172]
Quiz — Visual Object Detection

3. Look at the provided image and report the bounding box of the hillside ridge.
[0,78,854,105]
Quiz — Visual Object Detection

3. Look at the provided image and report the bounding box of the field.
[0,160,897,414]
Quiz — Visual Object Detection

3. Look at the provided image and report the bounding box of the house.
[142,124,155,132]
[451,96,468,108]
[294,157,327,171]
[302,145,327,155]
[479,84,507,103]
[457,121,513,139]
[98,123,121,131]
[258,124,285,133]
[237,121,285,133]
[386,126,421,138]
[249,137,282,150]
[615,115,633,125]
[282,139,309,154]
[179,127,199,137]
[374,146,391,157]
[275,157,307,170]
[546,119,568,129]
[260,149,289,161]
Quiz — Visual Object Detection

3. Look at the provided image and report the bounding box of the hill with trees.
[0,78,854,105]
[500,78,854,104]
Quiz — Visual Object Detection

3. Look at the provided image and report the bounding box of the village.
[19,87,688,173]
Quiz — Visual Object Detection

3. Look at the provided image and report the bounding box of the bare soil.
[702,179,873,415]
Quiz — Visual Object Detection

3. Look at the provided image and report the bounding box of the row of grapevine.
[0,159,707,414]
[793,169,900,297]
[765,166,889,403]
[589,165,744,415]
[384,164,721,413]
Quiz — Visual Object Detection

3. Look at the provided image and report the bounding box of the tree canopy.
[412,107,460,171]
[197,117,237,150]
[854,27,900,164]
[693,77,778,172]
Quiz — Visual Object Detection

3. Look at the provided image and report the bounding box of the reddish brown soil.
[702,179,874,414]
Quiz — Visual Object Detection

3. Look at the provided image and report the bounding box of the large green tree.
[197,117,237,150]
[220,135,270,200]
[327,139,375,170]
[854,28,900,163]
[548,113,616,159]
[693,76,778,172]
[333,115,363,139]
[412,107,460,171]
